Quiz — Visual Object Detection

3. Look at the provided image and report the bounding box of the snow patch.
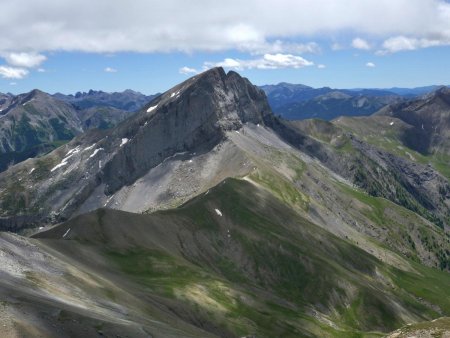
[215,209,223,217]
[170,92,175,98]
[120,138,128,147]
[51,160,69,172]
[390,121,394,126]
[66,146,81,157]
[29,168,35,174]
[62,228,71,238]
[50,146,80,172]
[83,144,96,152]
[147,104,158,113]
[89,148,104,158]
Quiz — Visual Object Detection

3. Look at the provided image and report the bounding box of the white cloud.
[378,35,449,54]
[0,66,29,79]
[351,38,371,50]
[0,0,449,55]
[37,68,45,72]
[9,82,17,86]
[366,62,376,68]
[2,52,46,68]
[104,67,117,73]
[317,64,326,69]
[179,66,198,75]
[241,40,321,55]
[204,53,314,70]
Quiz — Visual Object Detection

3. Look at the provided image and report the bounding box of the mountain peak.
[140,67,271,130]
[96,66,272,194]
[434,86,450,97]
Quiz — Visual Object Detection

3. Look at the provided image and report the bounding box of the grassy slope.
[35,178,450,337]
[230,129,449,272]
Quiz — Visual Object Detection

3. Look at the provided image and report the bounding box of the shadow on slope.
[34,178,450,337]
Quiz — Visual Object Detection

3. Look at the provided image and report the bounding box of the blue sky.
[1,0,450,95]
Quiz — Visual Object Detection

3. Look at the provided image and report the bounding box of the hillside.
[0,178,446,337]
[0,68,449,337]
[0,90,84,172]
[0,89,151,172]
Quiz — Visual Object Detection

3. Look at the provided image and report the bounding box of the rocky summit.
[0,68,449,337]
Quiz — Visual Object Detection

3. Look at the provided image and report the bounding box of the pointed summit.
[139,67,271,130]
[101,67,272,193]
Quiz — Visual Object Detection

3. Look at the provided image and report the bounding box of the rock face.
[0,67,272,224]
[102,68,271,193]
[376,87,450,155]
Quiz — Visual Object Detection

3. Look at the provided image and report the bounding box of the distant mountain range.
[53,89,157,112]
[260,82,450,120]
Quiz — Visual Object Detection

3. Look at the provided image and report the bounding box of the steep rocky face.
[0,67,272,223]
[101,68,271,194]
[376,87,450,155]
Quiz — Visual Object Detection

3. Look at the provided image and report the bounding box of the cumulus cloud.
[2,52,46,68]
[366,62,376,67]
[351,38,371,50]
[179,66,198,75]
[378,35,450,54]
[0,0,449,55]
[317,64,326,69]
[0,66,29,79]
[204,53,314,70]
[104,67,117,73]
